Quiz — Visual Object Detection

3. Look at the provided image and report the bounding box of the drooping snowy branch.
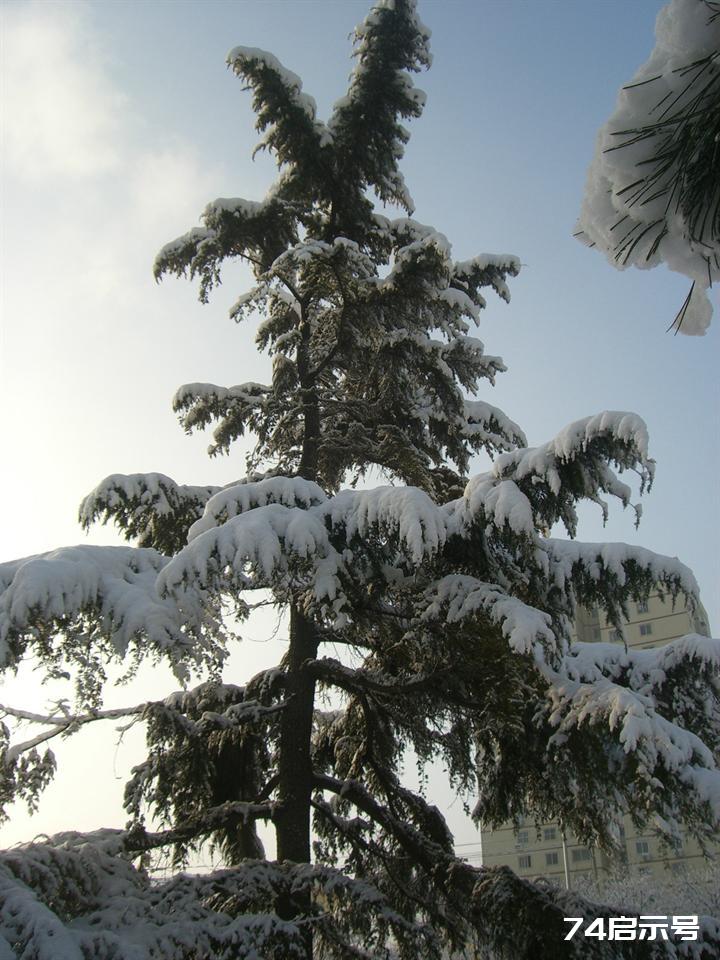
[450,412,654,543]
[159,484,448,626]
[561,633,720,740]
[462,398,527,453]
[576,0,720,334]
[188,476,327,540]
[0,835,438,960]
[542,538,699,628]
[155,194,300,295]
[0,545,226,703]
[173,381,275,460]
[419,575,557,660]
[80,472,222,554]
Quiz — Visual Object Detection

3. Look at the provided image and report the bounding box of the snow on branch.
[1,701,143,765]
[227,45,334,174]
[494,411,651,486]
[80,472,221,554]
[326,486,446,564]
[420,575,557,660]
[227,47,317,118]
[268,235,377,283]
[455,475,536,540]
[452,411,653,541]
[377,229,452,300]
[562,632,720,691]
[453,252,522,305]
[188,476,327,541]
[173,381,271,457]
[158,503,343,606]
[371,220,521,312]
[539,650,720,842]
[576,0,720,334]
[543,538,699,613]
[128,800,278,853]
[329,0,431,210]
[160,485,446,620]
[0,545,224,702]
[462,399,528,452]
[545,671,716,771]
[0,677,286,785]
[152,224,217,278]
[559,633,720,745]
[0,836,434,960]
[154,194,299,297]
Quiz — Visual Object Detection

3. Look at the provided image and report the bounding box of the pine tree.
[1,2,719,957]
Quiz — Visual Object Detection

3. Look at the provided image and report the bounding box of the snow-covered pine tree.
[1,2,719,958]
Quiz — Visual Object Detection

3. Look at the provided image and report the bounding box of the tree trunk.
[276,606,318,863]
[275,339,320,955]
[275,605,318,954]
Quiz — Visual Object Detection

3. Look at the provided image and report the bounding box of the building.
[573,590,710,651]
[478,590,714,885]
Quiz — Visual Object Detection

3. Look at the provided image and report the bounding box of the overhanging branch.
[123,800,278,854]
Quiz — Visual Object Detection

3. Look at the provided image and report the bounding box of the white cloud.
[0,0,240,566]
[0,3,247,849]
[1,1,125,180]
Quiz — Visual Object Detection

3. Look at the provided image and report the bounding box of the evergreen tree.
[1,2,719,957]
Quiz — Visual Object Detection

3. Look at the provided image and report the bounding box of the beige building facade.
[478,592,715,885]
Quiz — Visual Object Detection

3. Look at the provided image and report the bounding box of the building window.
[516,830,529,846]
[518,855,532,869]
[545,851,559,866]
[635,840,650,856]
[637,600,649,614]
[571,848,591,863]
[639,623,653,636]
[543,827,557,841]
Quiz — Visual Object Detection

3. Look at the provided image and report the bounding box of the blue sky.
[0,0,717,849]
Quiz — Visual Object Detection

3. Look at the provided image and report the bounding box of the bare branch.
[0,702,145,727]
[1,701,147,767]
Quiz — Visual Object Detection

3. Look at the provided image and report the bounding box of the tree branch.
[255,773,280,802]
[123,800,278,854]
[0,702,145,727]
[306,657,486,711]
[311,796,438,918]
[1,702,146,766]
[312,772,449,873]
